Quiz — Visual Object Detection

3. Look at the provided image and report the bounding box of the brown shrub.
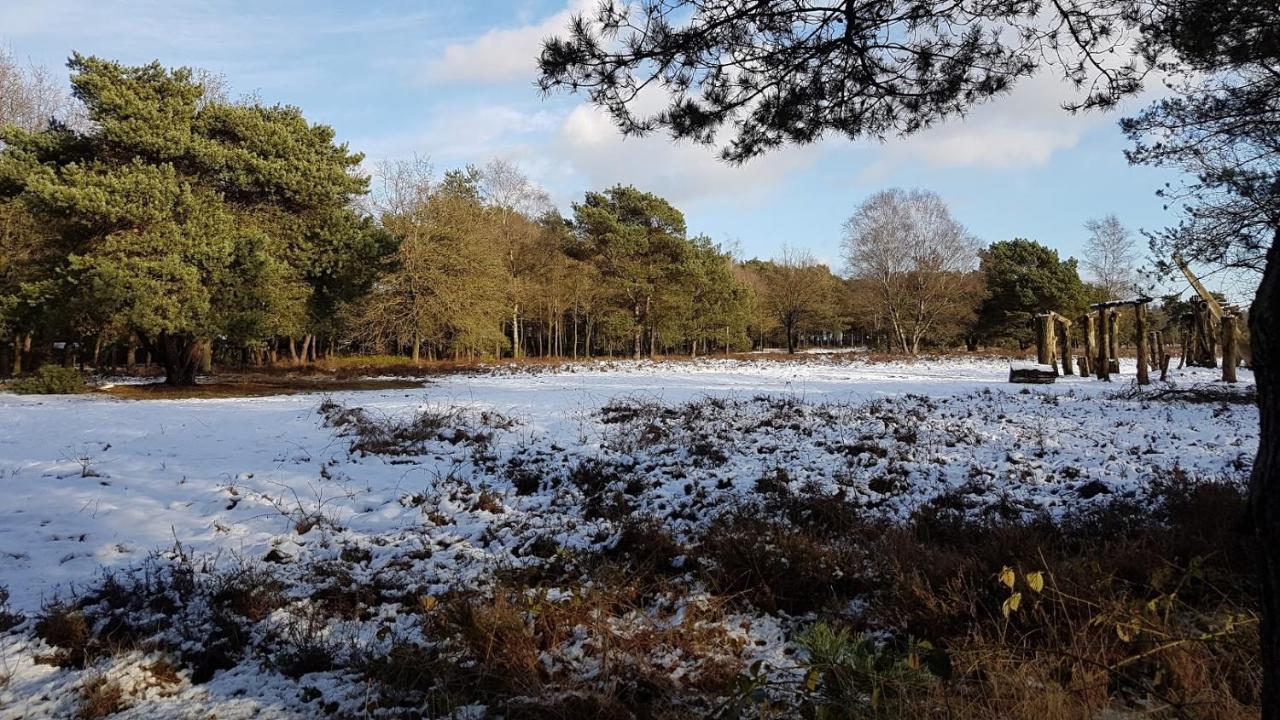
[35,604,93,668]
[75,676,125,719]
[698,509,870,614]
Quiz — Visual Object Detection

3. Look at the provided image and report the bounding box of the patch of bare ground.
[98,376,426,399]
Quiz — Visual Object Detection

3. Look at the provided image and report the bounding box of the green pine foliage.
[0,55,384,385]
[976,239,1089,347]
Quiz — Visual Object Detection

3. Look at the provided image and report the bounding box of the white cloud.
[865,75,1093,176]
[551,102,822,207]
[863,64,1167,177]
[352,103,560,167]
[423,0,593,85]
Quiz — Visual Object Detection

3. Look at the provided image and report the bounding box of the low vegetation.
[9,388,1258,718]
[8,364,85,395]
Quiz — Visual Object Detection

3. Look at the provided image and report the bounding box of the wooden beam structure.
[1173,253,1225,320]
[1222,313,1239,383]
[1135,302,1149,385]
[1095,305,1110,381]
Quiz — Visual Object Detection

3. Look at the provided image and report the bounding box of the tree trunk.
[1223,314,1239,383]
[11,333,25,375]
[141,331,202,386]
[645,295,655,358]
[512,304,521,359]
[1249,228,1280,719]
[633,302,643,360]
[1036,315,1054,366]
[1108,310,1121,369]
[1096,307,1110,381]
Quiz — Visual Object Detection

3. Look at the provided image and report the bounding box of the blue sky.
[2,0,1196,284]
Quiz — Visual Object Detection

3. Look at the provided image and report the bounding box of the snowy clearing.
[0,356,1258,718]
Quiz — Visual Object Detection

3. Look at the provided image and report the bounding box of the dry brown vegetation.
[22,464,1258,719]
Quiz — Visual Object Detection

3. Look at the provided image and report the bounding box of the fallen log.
[1010,362,1058,384]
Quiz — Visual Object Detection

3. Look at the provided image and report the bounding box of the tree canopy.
[976,238,1088,346]
[0,55,383,384]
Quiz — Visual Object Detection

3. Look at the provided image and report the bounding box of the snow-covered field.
[0,356,1258,717]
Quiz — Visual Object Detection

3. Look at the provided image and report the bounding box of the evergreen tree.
[0,55,379,384]
[568,185,690,359]
[976,238,1088,347]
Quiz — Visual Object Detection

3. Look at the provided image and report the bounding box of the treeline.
[1,55,1151,386]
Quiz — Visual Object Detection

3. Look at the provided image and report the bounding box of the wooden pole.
[1135,303,1150,385]
[1158,331,1170,381]
[1080,315,1095,377]
[1058,318,1073,375]
[1036,314,1054,366]
[1222,314,1238,383]
[1108,310,1121,374]
[1096,307,1110,381]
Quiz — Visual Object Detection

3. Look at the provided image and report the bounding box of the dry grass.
[75,675,126,719]
[100,376,424,399]
[16,457,1258,718]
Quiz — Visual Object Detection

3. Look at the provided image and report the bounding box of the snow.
[0,355,1257,717]
[0,355,1254,610]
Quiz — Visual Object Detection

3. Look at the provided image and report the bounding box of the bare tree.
[0,47,73,132]
[478,158,554,219]
[1083,214,1137,299]
[842,189,981,355]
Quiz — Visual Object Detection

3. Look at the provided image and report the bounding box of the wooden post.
[1057,318,1073,375]
[1108,310,1121,374]
[1222,314,1238,383]
[1036,314,1054,367]
[1135,302,1150,385]
[1096,307,1110,381]
[1080,315,1094,377]
[1159,331,1170,381]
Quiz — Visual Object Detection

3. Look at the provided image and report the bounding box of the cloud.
[352,103,560,167]
[423,0,592,85]
[865,77,1090,177]
[550,102,823,208]
[862,64,1168,177]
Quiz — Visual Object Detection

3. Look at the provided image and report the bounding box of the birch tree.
[842,189,981,355]
[1083,214,1138,299]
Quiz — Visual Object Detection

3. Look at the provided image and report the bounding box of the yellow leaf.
[804,668,820,691]
[1116,624,1133,642]
[999,566,1016,589]
[419,595,438,612]
[1026,571,1044,593]
[1002,592,1022,618]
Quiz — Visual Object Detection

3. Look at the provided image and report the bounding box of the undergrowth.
[23,466,1258,718]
